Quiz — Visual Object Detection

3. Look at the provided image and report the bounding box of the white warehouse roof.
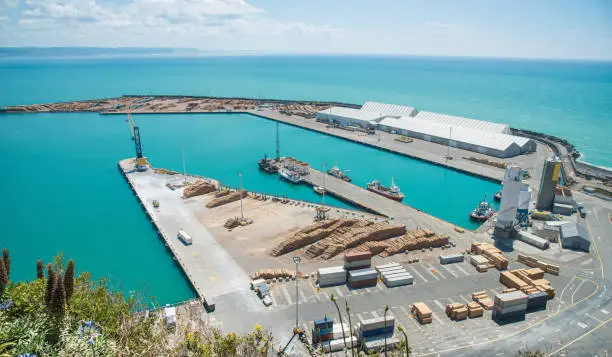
[317,106,383,123]
[415,111,510,134]
[378,116,526,152]
[361,101,417,117]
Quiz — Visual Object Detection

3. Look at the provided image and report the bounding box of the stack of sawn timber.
[375,262,413,288]
[472,291,494,310]
[470,242,508,270]
[445,303,468,321]
[271,219,359,257]
[182,180,216,198]
[493,291,528,322]
[348,268,378,288]
[517,254,560,276]
[344,251,372,270]
[500,268,555,298]
[317,266,346,287]
[469,254,493,272]
[206,190,247,208]
[412,303,432,324]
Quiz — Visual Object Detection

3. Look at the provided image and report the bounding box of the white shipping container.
[363,336,400,353]
[383,276,413,287]
[379,267,407,275]
[375,263,400,271]
[359,316,395,331]
[382,271,412,280]
[495,291,528,308]
[331,323,349,339]
[318,266,345,275]
[323,336,358,352]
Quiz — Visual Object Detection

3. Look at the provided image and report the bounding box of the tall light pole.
[293,255,301,329]
[239,172,244,221]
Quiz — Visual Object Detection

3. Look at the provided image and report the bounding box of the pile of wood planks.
[182,179,216,198]
[271,219,360,257]
[472,291,494,310]
[206,190,247,208]
[500,269,555,298]
[470,242,508,270]
[517,254,560,275]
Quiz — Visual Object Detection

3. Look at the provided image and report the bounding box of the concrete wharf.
[300,166,459,234]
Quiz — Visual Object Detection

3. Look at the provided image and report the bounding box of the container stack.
[493,291,528,322]
[526,291,549,312]
[322,336,358,353]
[363,335,400,354]
[472,291,494,310]
[375,263,413,288]
[357,315,395,339]
[317,266,347,288]
[411,303,433,324]
[344,251,372,270]
[439,253,464,265]
[312,317,333,344]
[348,268,378,288]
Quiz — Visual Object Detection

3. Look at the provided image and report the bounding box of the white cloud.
[2,0,341,49]
[426,21,453,29]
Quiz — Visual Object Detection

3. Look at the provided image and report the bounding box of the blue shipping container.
[314,317,333,328]
[361,326,394,338]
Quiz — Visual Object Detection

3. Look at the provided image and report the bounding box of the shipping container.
[492,309,526,323]
[359,316,395,331]
[314,317,333,329]
[344,251,373,261]
[379,266,408,275]
[321,336,358,352]
[361,325,394,338]
[363,336,400,353]
[439,253,464,264]
[518,231,550,250]
[344,259,371,270]
[375,262,401,271]
[348,278,377,289]
[496,303,527,314]
[495,291,528,307]
[382,271,413,280]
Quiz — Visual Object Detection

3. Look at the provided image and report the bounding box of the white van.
[177,230,192,245]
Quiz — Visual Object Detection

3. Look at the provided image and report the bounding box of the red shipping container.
[348,278,378,289]
[344,251,373,262]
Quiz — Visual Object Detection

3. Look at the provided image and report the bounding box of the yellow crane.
[122,96,136,140]
[123,97,148,171]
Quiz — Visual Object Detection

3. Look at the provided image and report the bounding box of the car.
[262,295,273,307]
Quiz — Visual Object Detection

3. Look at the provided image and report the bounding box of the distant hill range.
[0,47,201,58]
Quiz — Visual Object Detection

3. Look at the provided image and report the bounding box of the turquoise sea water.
[1,55,610,305]
[0,111,499,304]
[1,56,611,167]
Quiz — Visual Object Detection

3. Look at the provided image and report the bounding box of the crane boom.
[122,97,136,139]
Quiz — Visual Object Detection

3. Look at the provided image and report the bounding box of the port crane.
[123,97,147,171]
[122,97,136,140]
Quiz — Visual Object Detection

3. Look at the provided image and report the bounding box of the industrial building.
[560,223,591,252]
[315,101,535,158]
[536,158,562,210]
[496,166,523,232]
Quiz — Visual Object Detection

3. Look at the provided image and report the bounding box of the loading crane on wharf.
[123,97,148,171]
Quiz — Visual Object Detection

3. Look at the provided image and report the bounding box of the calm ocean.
[0,56,610,304]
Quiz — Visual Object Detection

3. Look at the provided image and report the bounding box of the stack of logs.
[206,190,247,208]
[250,268,295,280]
[182,180,216,198]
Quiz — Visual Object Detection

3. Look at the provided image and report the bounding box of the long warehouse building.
[316,101,534,158]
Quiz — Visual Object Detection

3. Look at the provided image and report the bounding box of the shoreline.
[3,95,610,184]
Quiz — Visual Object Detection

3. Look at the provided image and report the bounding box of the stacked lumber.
[206,190,248,208]
[472,291,494,310]
[380,230,449,257]
[467,302,484,318]
[471,242,508,270]
[446,303,468,320]
[182,180,216,198]
[411,303,432,324]
[503,288,518,293]
[249,268,294,280]
[517,254,560,275]
[305,222,404,260]
[271,219,358,257]
[499,269,555,298]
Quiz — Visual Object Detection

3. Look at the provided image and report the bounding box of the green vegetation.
[0,250,270,356]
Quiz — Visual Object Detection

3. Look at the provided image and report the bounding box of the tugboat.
[470,196,495,221]
[494,190,502,201]
[327,165,351,182]
[366,178,404,202]
[279,167,302,184]
[258,154,278,174]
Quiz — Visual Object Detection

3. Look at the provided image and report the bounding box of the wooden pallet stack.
[499,269,555,298]
[472,290,494,310]
[412,303,432,324]
[467,302,484,318]
[446,303,469,321]
[517,254,560,276]
[470,242,508,270]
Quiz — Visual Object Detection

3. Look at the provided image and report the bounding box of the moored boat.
[327,165,351,182]
[313,186,326,195]
[494,190,502,201]
[258,154,278,173]
[279,167,301,184]
[366,178,404,201]
[470,196,495,221]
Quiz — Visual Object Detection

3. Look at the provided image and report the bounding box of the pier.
[300,167,461,234]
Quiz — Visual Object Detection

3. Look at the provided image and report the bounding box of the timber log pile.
[206,190,247,208]
[250,268,295,280]
[271,219,360,257]
[350,229,449,257]
[182,180,216,198]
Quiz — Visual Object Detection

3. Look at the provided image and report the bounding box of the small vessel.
[258,154,278,173]
[366,178,404,202]
[313,186,326,195]
[494,190,502,201]
[470,196,495,221]
[327,165,351,182]
[279,167,301,184]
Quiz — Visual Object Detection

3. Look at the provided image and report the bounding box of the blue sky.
[1,0,611,59]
